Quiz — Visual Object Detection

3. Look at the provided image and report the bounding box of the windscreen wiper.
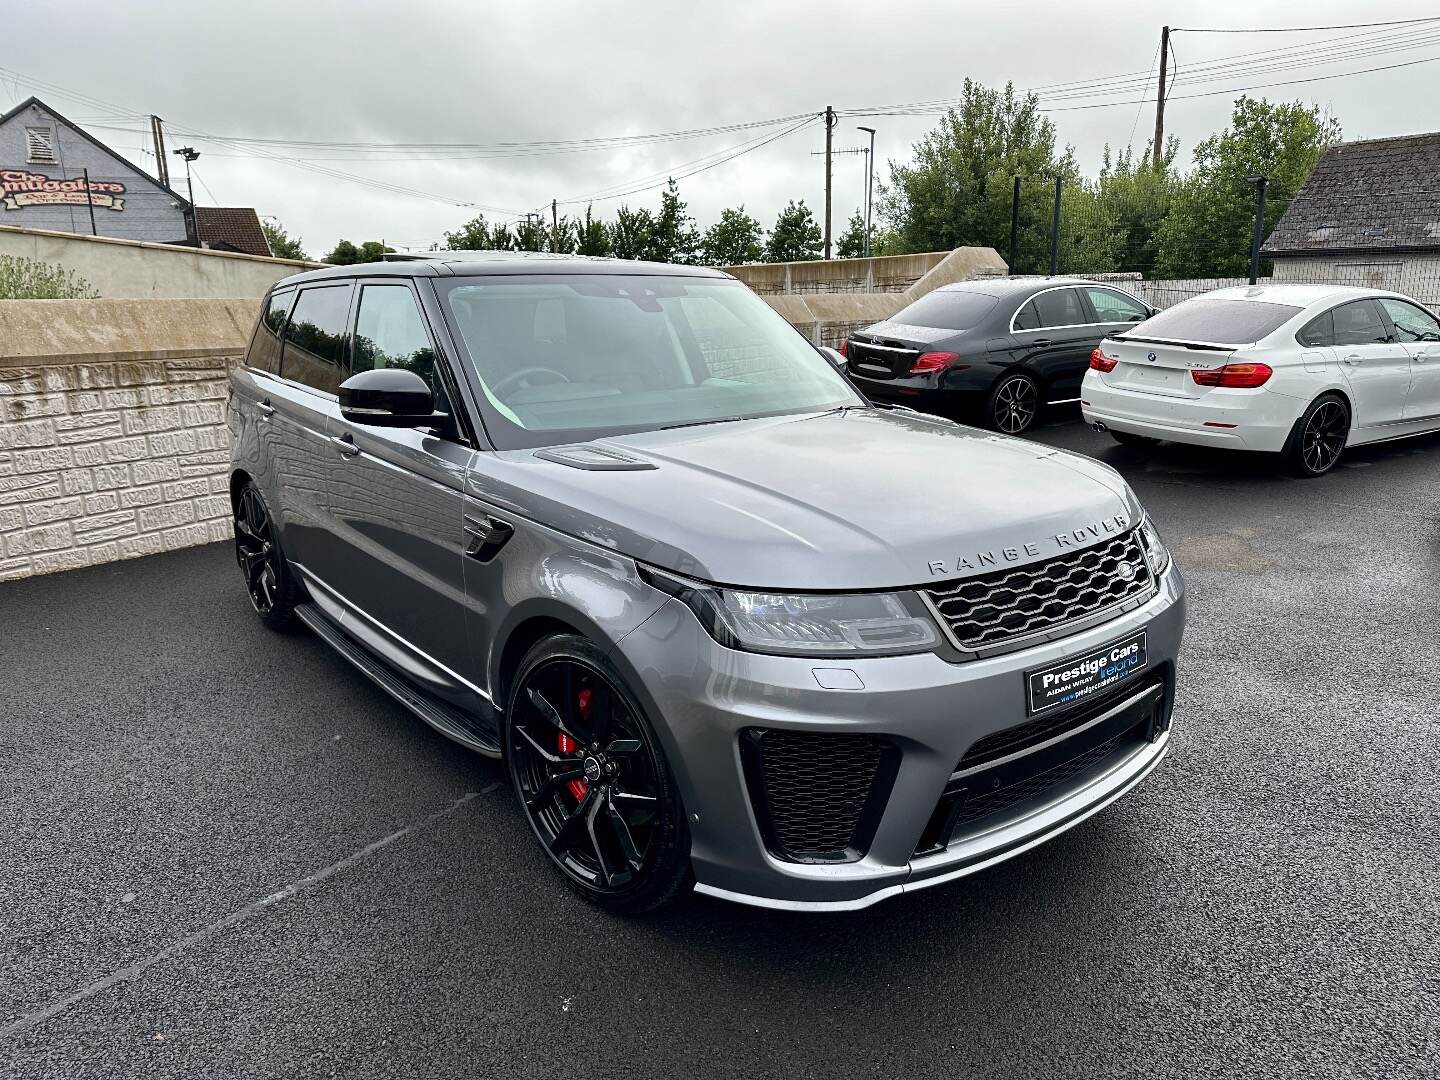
[658,416,750,431]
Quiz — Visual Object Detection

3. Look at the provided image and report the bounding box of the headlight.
[641,569,939,657]
[1138,516,1171,576]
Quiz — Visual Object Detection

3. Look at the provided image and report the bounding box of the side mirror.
[339,367,447,427]
[817,346,846,370]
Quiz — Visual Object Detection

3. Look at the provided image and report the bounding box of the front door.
[323,282,478,693]
[1377,298,1440,422]
[1332,298,1412,428]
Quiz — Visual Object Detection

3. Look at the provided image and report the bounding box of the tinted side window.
[248,289,294,374]
[1332,300,1389,347]
[282,284,353,393]
[1013,301,1040,331]
[1083,286,1149,324]
[1030,288,1086,328]
[1378,298,1440,343]
[1296,310,1333,348]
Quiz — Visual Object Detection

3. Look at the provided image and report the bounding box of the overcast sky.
[5,0,1439,255]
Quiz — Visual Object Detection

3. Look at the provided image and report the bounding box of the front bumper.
[614,563,1186,910]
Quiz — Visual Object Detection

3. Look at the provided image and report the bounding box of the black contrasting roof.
[1262,132,1440,257]
[279,251,734,287]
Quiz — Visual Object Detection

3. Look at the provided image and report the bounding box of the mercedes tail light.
[1191,362,1273,388]
[909,352,961,375]
[839,340,849,358]
[1089,348,1118,372]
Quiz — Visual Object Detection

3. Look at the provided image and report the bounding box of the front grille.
[923,529,1153,651]
[740,730,894,863]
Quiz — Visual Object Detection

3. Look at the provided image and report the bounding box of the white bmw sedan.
[1081,284,1440,477]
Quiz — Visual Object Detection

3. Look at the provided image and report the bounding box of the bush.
[0,256,100,299]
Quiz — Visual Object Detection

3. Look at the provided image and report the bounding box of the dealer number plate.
[1026,631,1147,715]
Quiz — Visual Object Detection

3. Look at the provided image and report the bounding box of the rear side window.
[1122,298,1302,345]
[282,284,353,394]
[1028,287,1086,328]
[891,289,998,331]
[248,289,294,374]
[1296,310,1333,348]
[1331,300,1389,346]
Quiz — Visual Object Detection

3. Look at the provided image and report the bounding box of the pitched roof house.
[194,206,272,257]
[1262,133,1440,307]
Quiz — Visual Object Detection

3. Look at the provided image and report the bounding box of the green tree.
[702,205,765,265]
[575,204,610,257]
[324,239,394,265]
[835,210,873,259]
[514,217,546,252]
[765,199,823,262]
[1154,96,1340,278]
[489,222,515,251]
[261,219,308,261]
[878,80,1077,268]
[651,178,701,264]
[0,255,98,299]
[444,214,495,249]
[609,205,655,260]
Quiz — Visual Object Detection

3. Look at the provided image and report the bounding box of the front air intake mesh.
[740,730,895,863]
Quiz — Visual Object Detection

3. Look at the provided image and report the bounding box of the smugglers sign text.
[1,169,126,211]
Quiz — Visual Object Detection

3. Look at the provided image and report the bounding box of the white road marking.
[1,784,501,1039]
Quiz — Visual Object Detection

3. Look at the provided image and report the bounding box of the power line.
[1173,16,1440,33]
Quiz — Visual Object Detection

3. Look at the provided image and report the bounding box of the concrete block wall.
[0,298,252,580]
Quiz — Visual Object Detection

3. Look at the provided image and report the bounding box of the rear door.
[1010,286,1095,400]
[1376,298,1440,421]
[323,280,479,685]
[1331,298,1411,427]
[270,281,352,573]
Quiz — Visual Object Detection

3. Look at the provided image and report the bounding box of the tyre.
[1111,430,1160,450]
[986,372,1040,434]
[233,481,299,630]
[1281,393,1350,478]
[504,634,692,914]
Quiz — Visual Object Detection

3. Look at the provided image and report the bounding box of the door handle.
[1341,354,1363,366]
[1031,338,1053,346]
[256,399,275,417]
[331,433,361,458]
[463,514,514,562]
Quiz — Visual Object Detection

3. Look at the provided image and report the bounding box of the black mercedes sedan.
[843,277,1156,434]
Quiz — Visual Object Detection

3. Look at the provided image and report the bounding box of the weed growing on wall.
[0,256,100,299]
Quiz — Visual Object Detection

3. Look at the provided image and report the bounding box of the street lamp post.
[173,146,200,244]
[857,126,876,259]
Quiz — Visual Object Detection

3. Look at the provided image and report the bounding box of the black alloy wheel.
[1283,394,1349,478]
[988,373,1039,435]
[506,636,690,913]
[234,484,296,629]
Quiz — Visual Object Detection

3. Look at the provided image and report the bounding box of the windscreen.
[440,275,860,448]
[1118,298,1302,345]
[889,288,998,331]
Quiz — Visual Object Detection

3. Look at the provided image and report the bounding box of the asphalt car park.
[2,416,1437,1078]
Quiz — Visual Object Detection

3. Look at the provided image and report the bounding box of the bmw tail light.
[909,352,961,375]
[1089,348,1118,372]
[1191,362,1273,388]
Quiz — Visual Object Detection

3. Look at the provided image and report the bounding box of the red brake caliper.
[557,687,592,801]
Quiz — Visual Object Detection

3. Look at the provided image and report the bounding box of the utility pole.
[551,198,558,235]
[172,146,200,245]
[150,115,170,187]
[1152,26,1170,170]
[857,126,876,259]
[823,105,835,260]
[1247,175,1269,284]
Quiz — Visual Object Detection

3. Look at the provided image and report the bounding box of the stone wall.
[0,223,320,299]
[0,298,252,580]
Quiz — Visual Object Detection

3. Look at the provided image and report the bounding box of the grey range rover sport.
[228,251,1186,913]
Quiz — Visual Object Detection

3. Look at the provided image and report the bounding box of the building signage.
[1,169,126,211]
